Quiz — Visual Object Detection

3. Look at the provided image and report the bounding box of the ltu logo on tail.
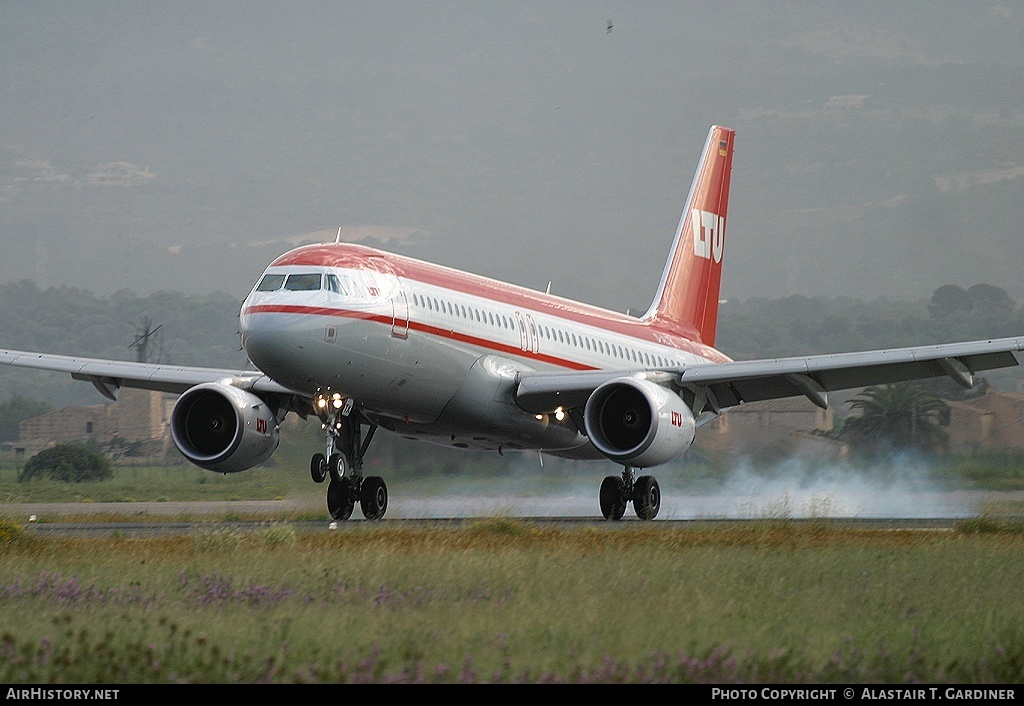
[692,209,724,263]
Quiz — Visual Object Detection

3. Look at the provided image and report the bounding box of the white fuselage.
[239,243,728,458]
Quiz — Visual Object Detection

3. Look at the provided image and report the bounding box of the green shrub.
[19,444,112,483]
[0,519,26,543]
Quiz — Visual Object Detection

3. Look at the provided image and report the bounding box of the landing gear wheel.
[328,453,346,483]
[327,478,355,520]
[310,453,327,484]
[360,476,388,520]
[600,475,627,521]
[633,475,661,520]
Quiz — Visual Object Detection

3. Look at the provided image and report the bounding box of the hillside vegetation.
[0,279,1022,486]
[3,278,1021,402]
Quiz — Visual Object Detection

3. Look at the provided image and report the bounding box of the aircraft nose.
[241,312,309,375]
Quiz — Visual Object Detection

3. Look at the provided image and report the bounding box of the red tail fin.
[642,125,734,347]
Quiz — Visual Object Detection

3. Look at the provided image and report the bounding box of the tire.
[310,453,327,484]
[632,475,661,521]
[360,476,388,520]
[599,475,627,521]
[328,453,346,483]
[327,478,355,520]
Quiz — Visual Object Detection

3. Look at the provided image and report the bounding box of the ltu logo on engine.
[256,418,268,434]
[692,209,724,263]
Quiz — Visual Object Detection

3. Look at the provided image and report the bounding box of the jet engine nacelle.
[583,377,695,467]
[170,382,279,473]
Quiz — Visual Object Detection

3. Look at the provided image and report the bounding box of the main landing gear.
[309,391,386,521]
[600,466,661,521]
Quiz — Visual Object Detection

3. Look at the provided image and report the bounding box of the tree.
[928,283,1016,319]
[965,284,1016,318]
[928,285,969,318]
[19,444,112,483]
[841,382,949,454]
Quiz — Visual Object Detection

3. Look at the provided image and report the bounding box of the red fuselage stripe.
[243,303,597,371]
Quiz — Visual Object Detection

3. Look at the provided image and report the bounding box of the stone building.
[16,389,171,459]
[943,392,1024,453]
[693,396,844,461]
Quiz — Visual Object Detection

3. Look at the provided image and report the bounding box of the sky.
[1,2,1022,313]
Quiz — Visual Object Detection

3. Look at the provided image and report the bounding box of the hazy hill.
[0,4,1020,310]
[1,280,1021,411]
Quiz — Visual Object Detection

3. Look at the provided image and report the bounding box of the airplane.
[2,125,1023,521]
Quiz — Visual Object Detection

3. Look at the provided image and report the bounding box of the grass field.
[5,431,1024,683]
[2,519,1024,683]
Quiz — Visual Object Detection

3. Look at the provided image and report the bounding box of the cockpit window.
[284,273,323,291]
[256,274,286,291]
[325,274,347,295]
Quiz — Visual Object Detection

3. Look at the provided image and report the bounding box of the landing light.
[554,407,565,422]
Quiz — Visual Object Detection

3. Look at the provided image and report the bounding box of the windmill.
[129,317,163,364]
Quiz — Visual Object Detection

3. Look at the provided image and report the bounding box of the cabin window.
[256,274,286,291]
[285,273,322,291]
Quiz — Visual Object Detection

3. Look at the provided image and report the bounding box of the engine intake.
[170,382,279,473]
[583,377,695,467]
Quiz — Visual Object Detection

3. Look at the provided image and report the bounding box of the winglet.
[642,125,735,347]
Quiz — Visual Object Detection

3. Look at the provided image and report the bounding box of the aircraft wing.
[514,336,1024,415]
[0,349,299,400]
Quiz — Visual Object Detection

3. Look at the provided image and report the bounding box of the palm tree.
[841,382,949,454]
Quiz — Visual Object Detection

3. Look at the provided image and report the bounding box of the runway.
[2,488,1020,536]
[13,516,967,538]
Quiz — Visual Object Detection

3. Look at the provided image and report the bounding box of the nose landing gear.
[311,390,385,521]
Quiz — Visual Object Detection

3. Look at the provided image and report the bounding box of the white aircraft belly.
[245,310,479,423]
